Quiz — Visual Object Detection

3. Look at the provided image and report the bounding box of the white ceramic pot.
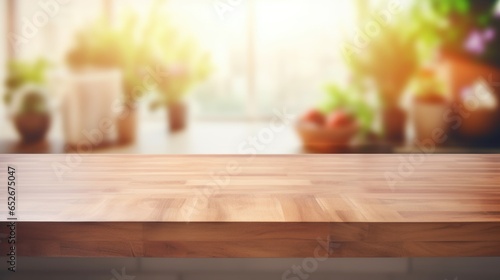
[57,69,123,147]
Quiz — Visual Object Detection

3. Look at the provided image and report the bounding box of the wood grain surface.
[1,154,500,257]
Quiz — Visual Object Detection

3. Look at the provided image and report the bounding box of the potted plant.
[66,13,155,144]
[409,67,451,143]
[147,12,212,132]
[416,0,500,85]
[296,84,374,152]
[152,54,211,132]
[4,59,52,143]
[419,0,500,144]
[344,7,423,144]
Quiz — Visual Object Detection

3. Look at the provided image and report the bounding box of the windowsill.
[0,120,302,154]
[2,119,500,154]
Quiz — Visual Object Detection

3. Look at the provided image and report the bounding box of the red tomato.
[326,110,355,128]
[302,109,325,125]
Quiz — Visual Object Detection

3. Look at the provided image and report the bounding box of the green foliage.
[66,3,212,106]
[344,4,422,108]
[320,84,374,132]
[4,59,49,107]
[146,2,212,107]
[410,0,499,59]
[344,0,500,107]
[16,89,49,114]
[66,12,156,102]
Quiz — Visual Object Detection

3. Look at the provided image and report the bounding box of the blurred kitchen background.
[1,0,500,154]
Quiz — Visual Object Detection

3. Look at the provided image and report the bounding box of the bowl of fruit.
[296,108,360,152]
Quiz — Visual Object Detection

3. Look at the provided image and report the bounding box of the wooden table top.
[1,154,500,258]
[2,154,500,223]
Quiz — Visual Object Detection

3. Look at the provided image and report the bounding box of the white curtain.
[12,0,102,61]
[0,0,7,128]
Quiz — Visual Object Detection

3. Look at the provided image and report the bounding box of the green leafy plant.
[150,46,211,107]
[4,59,50,114]
[66,4,211,106]
[343,0,498,108]
[146,5,212,108]
[412,0,500,66]
[66,12,156,103]
[344,10,422,108]
[13,87,49,114]
[422,0,496,43]
[320,83,374,132]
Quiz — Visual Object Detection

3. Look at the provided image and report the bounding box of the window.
[127,0,358,118]
[253,0,357,116]
[5,0,359,119]
[12,0,102,61]
[1,0,7,120]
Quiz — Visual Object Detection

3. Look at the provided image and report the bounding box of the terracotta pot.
[441,52,500,100]
[14,113,51,143]
[116,103,138,144]
[441,53,500,143]
[382,107,407,144]
[459,108,498,141]
[168,102,187,132]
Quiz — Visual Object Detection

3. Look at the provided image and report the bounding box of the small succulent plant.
[10,85,50,115]
[4,59,50,114]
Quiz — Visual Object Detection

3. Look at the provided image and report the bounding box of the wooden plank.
[328,222,500,257]
[329,223,500,242]
[328,242,500,258]
[1,222,330,258]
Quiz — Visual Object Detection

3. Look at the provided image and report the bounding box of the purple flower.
[464,28,497,55]
[465,30,486,55]
[484,28,496,42]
